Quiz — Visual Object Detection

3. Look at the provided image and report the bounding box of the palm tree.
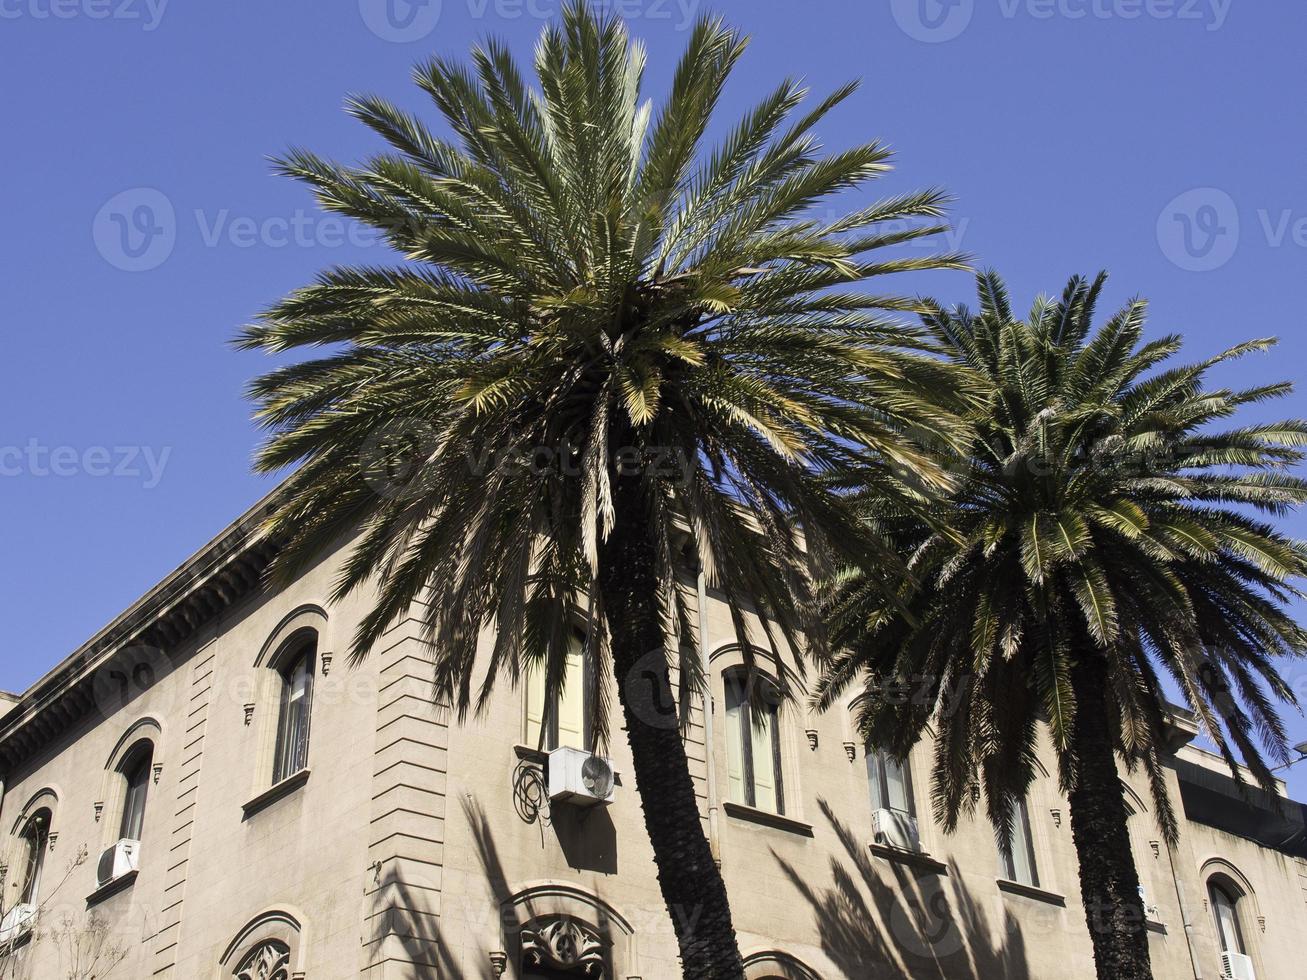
[237,5,967,976]
[819,271,1307,980]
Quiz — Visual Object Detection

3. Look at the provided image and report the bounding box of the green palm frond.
[826,269,1307,843]
[241,1,971,742]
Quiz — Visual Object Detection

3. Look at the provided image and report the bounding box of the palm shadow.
[773,799,1032,980]
[365,797,618,979]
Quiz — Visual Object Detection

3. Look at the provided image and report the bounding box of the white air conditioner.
[1221,951,1255,980]
[872,808,921,852]
[96,838,140,887]
[547,746,617,807]
[0,903,36,945]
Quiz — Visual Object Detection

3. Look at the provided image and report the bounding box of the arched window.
[17,808,50,905]
[998,798,1039,888]
[1209,881,1246,956]
[724,669,784,814]
[272,640,314,784]
[525,635,592,752]
[118,741,153,842]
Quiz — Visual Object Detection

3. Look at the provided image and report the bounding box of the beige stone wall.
[0,534,1303,980]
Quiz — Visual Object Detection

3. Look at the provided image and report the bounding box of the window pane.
[274,650,313,783]
[120,746,152,841]
[1211,885,1243,954]
[724,674,748,806]
[750,707,778,814]
[1001,800,1038,887]
[20,817,48,905]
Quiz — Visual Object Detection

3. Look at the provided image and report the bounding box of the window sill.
[86,869,138,906]
[242,768,311,819]
[1145,919,1167,935]
[723,801,814,838]
[868,842,949,875]
[996,878,1066,906]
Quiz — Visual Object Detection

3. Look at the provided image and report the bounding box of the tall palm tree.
[237,5,967,976]
[819,271,1307,980]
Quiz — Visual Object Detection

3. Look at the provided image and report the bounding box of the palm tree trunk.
[1067,653,1153,980]
[597,471,745,980]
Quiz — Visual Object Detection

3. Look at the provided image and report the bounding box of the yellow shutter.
[556,645,586,750]
[724,688,746,805]
[524,660,546,748]
[751,710,778,813]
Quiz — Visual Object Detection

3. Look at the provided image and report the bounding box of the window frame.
[117,741,153,842]
[998,798,1040,888]
[1209,880,1246,956]
[271,641,315,785]
[17,809,51,906]
[723,668,785,815]
[866,745,915,818]
[524,635,595,753]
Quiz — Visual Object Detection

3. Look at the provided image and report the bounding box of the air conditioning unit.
[0,903,35,945]
[547,747,617,807]
[97,838,140,887]
[873,808,921,852]
[1221,952,1255,980]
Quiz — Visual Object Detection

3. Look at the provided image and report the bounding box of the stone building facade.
[0,492,1304,979]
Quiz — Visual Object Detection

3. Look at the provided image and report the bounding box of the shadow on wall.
[365,797,618,979]
[774,800,1032,980]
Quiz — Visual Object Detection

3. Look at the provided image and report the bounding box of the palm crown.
[820,271,1307,842]
[238,3,967,736]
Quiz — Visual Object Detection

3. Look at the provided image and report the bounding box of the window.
[1209,882,1246,956]
[724,669,784,814]
[525,636,592,752]
[272,642,314,784]
[867,746,915,817]
[999,798,1039,887]
[119,742,153,841]
[17,810,50,905]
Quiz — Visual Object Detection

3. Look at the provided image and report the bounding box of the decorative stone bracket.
[243,702,256,726]
[320,652,333,676]
[94,801,104,823]
[842,741,856,762]
[804,729,818,750]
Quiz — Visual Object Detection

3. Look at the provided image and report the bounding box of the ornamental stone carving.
[521,916,606,977]
[235,940,291,980]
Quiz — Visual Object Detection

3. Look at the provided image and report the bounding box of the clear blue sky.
[3,1,1305,792]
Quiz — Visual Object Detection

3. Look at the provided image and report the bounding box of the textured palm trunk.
[597,472,746,980]
[1067,654,1154,980]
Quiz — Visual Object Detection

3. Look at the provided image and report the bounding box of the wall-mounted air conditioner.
[872,808,921,852]
[1221,951,1255,980]
[547,746,617,807]
[0,903,36,945]
[97,838,140,887]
